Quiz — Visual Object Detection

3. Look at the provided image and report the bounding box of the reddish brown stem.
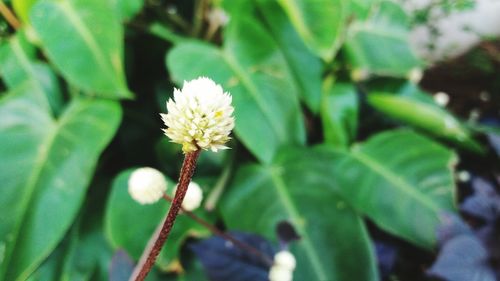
[0,1,20,30]
[130,150,201,281]
[162,194,274,266]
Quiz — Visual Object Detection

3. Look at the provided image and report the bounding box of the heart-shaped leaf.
[221,147,378,281]
[334,130,457,248]
[344,1,421,77]
[0,83,122,281]
[276,0,347,61]
[191,232,276,281]
[30,0,131,98]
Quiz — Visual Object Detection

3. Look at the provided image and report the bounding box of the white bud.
[274,251,296,270]
[128,167,167,204]
[269,265,293,281]
[407,68,423,84]
[434,92,449,107]
[207,8,230,27]
[174,182,203,211]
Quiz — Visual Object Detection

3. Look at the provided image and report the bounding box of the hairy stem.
[162,194,274,266]
[0,1,20,30]
[130,150,201,281]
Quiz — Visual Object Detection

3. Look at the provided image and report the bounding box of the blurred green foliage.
[0,0,493,280]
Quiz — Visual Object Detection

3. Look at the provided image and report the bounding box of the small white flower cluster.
[161,77,235,153]
[269,251,296,281]
[128,167,167,204]
[128,167,203,211]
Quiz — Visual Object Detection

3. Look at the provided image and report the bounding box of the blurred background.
[0,0,499,280]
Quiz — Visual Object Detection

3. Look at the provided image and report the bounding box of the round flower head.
[269,265,293,281]
[161,77,235,153]
[274,251,296,270]
[173,181,203,211]
[128,167,167,204]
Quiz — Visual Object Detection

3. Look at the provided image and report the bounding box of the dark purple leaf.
[190,232,276,281]
[436,213,472,246]
[276,221,300,248]
[477,218,500,261]
[460,177,500,222]
[427,235,496,281]
[109,250,135,281]
[374,241,397,279]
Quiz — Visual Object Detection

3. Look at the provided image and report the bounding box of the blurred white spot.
[457,170,471,182]
[401,0,500,62]
[407,68,423,84]
[434,92,450,106]
[469,109,481,122]
[479,91,490,101]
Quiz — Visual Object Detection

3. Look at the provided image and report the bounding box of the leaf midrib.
[10,38,51,111]
[55,1,117,84]
[269,168,329,281]
[222,51,287,142]
[351,149,441,214]
[3,104,84,281]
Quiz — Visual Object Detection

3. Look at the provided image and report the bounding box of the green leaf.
[0,83,122,281]
[167,17,305,164]
[0,31,63,115]
[276,0,347,61]
[255,0,323,113]
[105,170,210,272]
[30,0,131,98]
[344,1,421,77]
[12,0,38,23]
[107,0,144,21]
[348,0,378,20]
[367,87,480,151]
[334,130,457,248]
[221,148,378,281]
[321,78,358,148]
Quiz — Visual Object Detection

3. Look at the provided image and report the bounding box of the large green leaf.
[321,78,359,148]
[276,0,347,61]
[255,0,323,113]
[12,0,38,23]
[0,31,63,115]
[367,88,480,151]
[221,148,378,281]
[167,17,305,164]
[105,170,210,272]
[334,130,457,248]
[344,1,421,77]
[30,0,131,98]
[107,0,144,21]
[0,83,122,281]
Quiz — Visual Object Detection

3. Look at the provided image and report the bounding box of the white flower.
[407,68,423,84]
[128,167,167,204]
[161,77,235,153]
[269,265,293,281]
[274,251,296,270]
[173,181,203,211]
[269,251,296,281]
[434,92,450,107]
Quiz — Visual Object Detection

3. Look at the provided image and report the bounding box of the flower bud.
[173,181,203,211]
[128,167,167,204]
